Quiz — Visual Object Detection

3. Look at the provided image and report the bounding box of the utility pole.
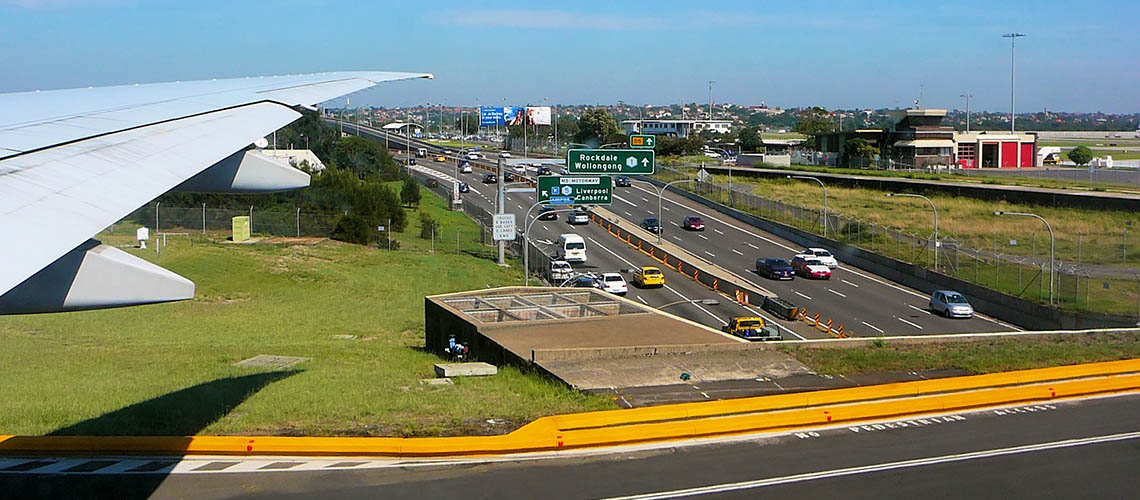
[707,80,715,121]
[960,93,973,132]
[1003,32,1026,132]
[496,158,506,266]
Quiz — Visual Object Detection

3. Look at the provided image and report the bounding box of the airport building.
[622,119,733,138]
[812,109,1037,168]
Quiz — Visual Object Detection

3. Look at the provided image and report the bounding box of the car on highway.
[723,317,782,341]
[632,266,665,288]
[791,255,832,279]
[929,290,974,318]
[755,258,794,280]
[640,217,661,234]
[800,248,838,269]
[600,273,628,295]
[482,173,497,183]
[458,182,470,193]
[416,148,428,158]
[514,164,527,173]
[567,210,590,225]
[550,260,573,283]
[559,167,569,175]
[466,152,480,161]
[537,166,552,176]
[498,151,512,159]
[557,233,587,263]
[566,275,602,289]
[614,175,632,187]
[434,155,446,162]
[504,171,518,183]
[460,161,472,173]
[537,205,559,221]
[681,215,705,231]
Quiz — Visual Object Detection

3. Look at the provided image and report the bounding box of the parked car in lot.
[498,151,512,158]
[567,210,590,225]
[791,255,832,279]
[682,215,705,231]
[550,260,573,283]
[640,217,661,234]
[460,161,472,173]
[800,247,838,269]
[600,273,628,295]
[929,290,974,318]
[614,175,631,187]
[482,173,497,183]
[458,182,470,193]
[755,258,795,280]
[722,316,782,341]
[632,266,665,288]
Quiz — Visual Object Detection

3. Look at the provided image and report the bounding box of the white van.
[416,148,428,158]
[556,234,587,263]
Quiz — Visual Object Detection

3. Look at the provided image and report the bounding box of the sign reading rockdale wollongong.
[566,149,655,175]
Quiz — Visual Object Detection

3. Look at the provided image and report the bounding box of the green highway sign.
[538,175,612,205]
[629,134,656,149]
[567,149,655,175]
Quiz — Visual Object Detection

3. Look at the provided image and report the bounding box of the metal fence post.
[249,205,254,234]
[202,203,206,234]
[296,207,301,237]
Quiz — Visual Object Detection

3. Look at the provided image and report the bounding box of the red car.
[791,255,832,279]
[682,215,705,231]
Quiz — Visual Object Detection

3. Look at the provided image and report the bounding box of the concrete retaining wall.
[653,179,1139,330]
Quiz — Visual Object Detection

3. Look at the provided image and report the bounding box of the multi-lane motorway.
[366,125,1020,337]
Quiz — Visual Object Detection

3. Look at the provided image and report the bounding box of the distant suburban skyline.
[2,0,1138,113]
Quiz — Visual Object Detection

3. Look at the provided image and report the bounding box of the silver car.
[929,290,974,318]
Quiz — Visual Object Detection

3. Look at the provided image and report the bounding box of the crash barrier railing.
[3,359,1138,457]
[589,211,770,307]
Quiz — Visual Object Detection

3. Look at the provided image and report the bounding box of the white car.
[498,151,512,159]
[460,164,473,173]
[929,290,974,318]
[600,273,628,295]
[800,247,838,269]
[466,153,480,161]
[550,260,573,283]
[514,164,527,173]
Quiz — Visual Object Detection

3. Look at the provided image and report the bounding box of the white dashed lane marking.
[861,321,885,334]
[897,317,924,329]
[908,304,932,315]
[841,279,859,287]
[794,290,813,301]
[731,249,744,256]
[827,289,847,298]
[704,251,716,258]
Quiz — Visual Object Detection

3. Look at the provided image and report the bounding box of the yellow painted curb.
[2,359,1139,457]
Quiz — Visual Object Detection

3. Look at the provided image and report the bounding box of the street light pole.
[995,211,1053,304]
[887,193,939,270]
[960,93,973,133]
[1003,32,1025,133]
[789,175,828,238]
[707,80,715,120]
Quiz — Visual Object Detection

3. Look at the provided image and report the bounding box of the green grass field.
[783,331,1140,375]
[0,188,612,437]
[762,163,1140,193]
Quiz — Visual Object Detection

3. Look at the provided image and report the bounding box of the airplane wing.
[0,71,432,314]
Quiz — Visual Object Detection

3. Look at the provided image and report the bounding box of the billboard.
[480,106,552,126]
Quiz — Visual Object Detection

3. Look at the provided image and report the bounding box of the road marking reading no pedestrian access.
[794,290,812,301]
[827,289,846,298]
[896,317,924,329]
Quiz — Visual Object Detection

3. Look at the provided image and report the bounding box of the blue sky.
[2,0,1137,113]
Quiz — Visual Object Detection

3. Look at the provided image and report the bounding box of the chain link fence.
[657,166,1140,317]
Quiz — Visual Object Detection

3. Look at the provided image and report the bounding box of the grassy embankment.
[656,169,1140,315]
[0,186,612,437]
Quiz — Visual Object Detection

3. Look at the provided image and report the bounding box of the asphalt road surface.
[8,392,1138,499]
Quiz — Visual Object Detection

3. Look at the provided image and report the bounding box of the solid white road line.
[604,431,1140,500]
[731,249,744,256]
[861,321,885,334]
[827,289,847,298]
[636,296,648,305]
[841,279,859,287]
[586,236,726,326]
[907,304,932,315]
[897,317,924,329]
[794,290,813,301]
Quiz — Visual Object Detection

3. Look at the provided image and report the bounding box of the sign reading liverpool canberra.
[538,176,612,205]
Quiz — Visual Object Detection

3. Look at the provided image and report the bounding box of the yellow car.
[633,266,665,288]
[434,155,447,162]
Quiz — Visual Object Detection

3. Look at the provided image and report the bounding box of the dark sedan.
[537,166,552,176]
[615,175,632,187]
[682,215,705,231]
[755,258,794,280]
[537,205,559,220]
[640,217,661,234]
[482,173,497,183]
